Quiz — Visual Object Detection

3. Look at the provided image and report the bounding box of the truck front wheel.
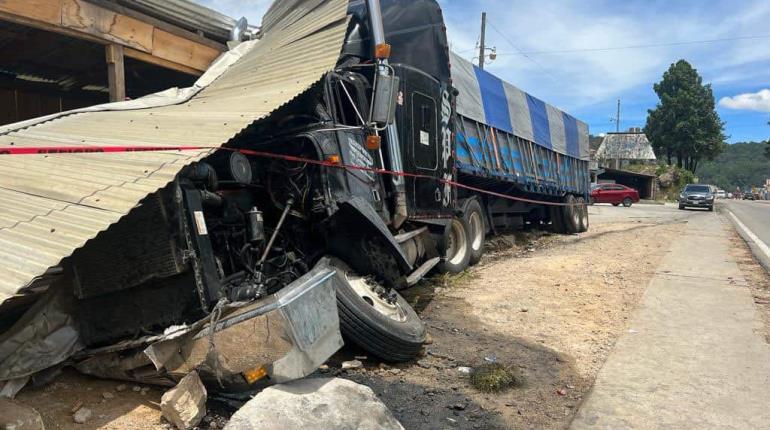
[322,257,425,362]
[437,216,472,273]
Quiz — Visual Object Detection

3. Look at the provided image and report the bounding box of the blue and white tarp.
[450,51,590,161]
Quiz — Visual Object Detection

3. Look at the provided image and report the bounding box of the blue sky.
[195,0,770,143]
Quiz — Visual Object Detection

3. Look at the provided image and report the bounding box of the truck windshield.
[685,185,710,193]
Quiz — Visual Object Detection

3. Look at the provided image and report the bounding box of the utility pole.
[615,99,621,133]
[478,12,487,70]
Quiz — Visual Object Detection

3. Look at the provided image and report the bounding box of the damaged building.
[0,0,253,125]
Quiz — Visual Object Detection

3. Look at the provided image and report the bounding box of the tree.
[765,120,770,159]
[644,60,726,172]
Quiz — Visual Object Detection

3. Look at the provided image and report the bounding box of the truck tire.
[462,199,486,266]
[563,195,581,234]
[550,204,566,234]
[576,196,589,232]
[322,257,425,362]
[436,216,471,273]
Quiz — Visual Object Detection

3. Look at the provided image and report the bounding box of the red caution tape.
[0,145,579,207]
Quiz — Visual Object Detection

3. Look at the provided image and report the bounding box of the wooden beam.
[106,44,125,102]
[0,0,222,74]
[85,0,226,51]
[124,47,202,77]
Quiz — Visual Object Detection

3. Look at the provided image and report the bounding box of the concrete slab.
[571,212,770,429]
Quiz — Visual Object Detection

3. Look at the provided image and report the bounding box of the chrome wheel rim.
[468,211,483,251]
[446,218,468,265]
[345,271,407,323]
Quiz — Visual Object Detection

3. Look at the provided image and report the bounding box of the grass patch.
[469,363,523,393]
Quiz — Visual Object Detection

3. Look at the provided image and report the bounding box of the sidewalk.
[571,212,770,429]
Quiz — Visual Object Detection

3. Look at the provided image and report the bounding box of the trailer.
[0,0,589,392]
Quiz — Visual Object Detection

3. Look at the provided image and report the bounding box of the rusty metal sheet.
[0,0,349,304]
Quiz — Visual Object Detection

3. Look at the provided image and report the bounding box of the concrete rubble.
[160,371,207,430]
[72,407,92,424]
[0,398,45,430]
[224,378,404,430]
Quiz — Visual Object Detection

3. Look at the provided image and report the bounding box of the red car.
[590,184,640,207]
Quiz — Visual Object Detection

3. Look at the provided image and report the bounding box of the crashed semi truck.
[0,0,589,392]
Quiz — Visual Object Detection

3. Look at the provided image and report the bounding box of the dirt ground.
[338,212,689,429]
[12,207,710,429]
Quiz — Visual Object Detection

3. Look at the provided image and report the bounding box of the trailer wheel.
[576,196,589,232]
[463,199,486,266]
[322,257,425,362]
[437,216,471,273]
[563,195,581,234]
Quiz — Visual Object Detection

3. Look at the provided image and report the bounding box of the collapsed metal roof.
[0,0,349,305]
[596,132,657,161]
[112,0,257,42]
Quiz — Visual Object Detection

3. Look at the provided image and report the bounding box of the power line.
[485,20,552,77]
[494,34,770,56]
[485,19,593,100]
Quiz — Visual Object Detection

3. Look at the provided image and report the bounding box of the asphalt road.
[722,199,770,270]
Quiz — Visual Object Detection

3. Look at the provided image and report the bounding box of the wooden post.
[105,44,125,102]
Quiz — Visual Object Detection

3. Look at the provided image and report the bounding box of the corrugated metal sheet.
[596,132,657,161]
[0,0,349,305]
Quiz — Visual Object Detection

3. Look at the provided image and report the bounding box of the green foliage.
[697,142,770,191]
[588,134,604,152]
[644,60,726,172]
[765,120,769,159]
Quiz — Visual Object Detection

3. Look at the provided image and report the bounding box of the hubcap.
[468,211,483,251]
[345,271,407,323]
[446,218,468,265]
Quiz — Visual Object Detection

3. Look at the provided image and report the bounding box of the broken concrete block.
[0,398,45,430]
[161,371,207,430]
[224,378,404,430]
[341,359,363,370]
[73,407,92,424]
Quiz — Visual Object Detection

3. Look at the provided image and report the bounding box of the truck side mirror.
[370,75,399,126]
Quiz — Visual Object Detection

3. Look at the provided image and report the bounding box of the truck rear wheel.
[463,199,486,266]
[322,257,425,362]
[576,196,589,232]
[550,204,566,234]
[437,216,471,273]
[563,195,581,234]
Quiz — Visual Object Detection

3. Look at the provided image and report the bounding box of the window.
[412,92,438,170]
[332,74,368,127]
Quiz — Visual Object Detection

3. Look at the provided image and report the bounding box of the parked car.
[679,184,715,211]
[715,189,727,199]
[743,193,756,201]
[590,183,640,207]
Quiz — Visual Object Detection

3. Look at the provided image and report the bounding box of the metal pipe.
[259,199,294,265]
[366,0,408,227]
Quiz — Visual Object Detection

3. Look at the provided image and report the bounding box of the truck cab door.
[396,66,453,218]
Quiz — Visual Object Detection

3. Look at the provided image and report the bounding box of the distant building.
[596,128,657,169]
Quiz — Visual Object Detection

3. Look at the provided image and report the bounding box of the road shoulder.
[571,212,770,429]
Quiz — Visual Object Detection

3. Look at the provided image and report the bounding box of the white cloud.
[439,0,770,113]
[719,89,770,112]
